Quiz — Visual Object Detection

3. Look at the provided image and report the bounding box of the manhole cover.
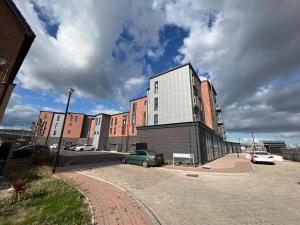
[186,174,199,177]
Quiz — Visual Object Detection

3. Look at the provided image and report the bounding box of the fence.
[281,148,300,162]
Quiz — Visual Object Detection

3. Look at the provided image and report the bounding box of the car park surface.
[79,156,300,225]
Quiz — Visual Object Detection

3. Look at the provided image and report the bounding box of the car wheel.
[122,157,126,164]
[142,160,149,168]
[91,148,94,151]
[80,148,83,151]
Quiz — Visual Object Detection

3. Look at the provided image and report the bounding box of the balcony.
[217,116,223,124]
[193,96,200,108]
[215,103,221,112]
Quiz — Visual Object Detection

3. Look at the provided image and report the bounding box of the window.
[132,102,136,125]
[110,128,112,134]
[154,114,158,125]
[53,130,56,135]
[115,117,117,125]
[97,131,99,135]
[44,114,47,119]
[132,126,135,134]
[94,131,96,135]
[54,123,58,129]
[69,115,73,122]
[69,123,72,126]
[154,97,158,111]
[67,130,71,134]
[97,118,101,125]
[143,112,146,126]
[136,151,147,156]
[57,115,60,121]
[114,128,116,134]
[111,118,113,126]
[144,100,147,105]
[75,116,78,122]
[154,81,158,94]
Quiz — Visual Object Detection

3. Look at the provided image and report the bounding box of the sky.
[1,0,300,145]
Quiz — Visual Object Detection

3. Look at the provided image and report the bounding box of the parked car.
[63,144,78,151]
[74,144,95,151]
[12,145,33,159]
[50,143,58,149]
[122,150,164,167]
[251,151,275,164]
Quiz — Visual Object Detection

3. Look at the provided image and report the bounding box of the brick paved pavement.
[58,171,156,225]
[80,159,300,225]
[163,153,253,173]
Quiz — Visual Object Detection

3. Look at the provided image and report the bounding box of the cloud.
[0,93,38,130]
[89,104,121,115]
[159,0,300,133]
[14,0,166,104]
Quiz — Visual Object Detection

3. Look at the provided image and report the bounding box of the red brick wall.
[63,113,84,138]
[129,97,147,136]
[200,81,216,131]
[35,112,54,137]
[109,113,129,137]
[0,0,26,82]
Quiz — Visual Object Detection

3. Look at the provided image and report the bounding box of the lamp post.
[52,88,75,174]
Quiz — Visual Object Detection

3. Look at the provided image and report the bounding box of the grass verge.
[0,167,91,225]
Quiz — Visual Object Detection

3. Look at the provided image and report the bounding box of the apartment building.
[35,111,85,146]
[147,63,203,126]
[0,0,35,122]
[34,63,228,157]
[107,112,129,151]
[200,80,225,138]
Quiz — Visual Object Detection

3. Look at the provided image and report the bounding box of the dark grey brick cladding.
[137,122,241,165]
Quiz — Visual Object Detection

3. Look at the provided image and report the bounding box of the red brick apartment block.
[109,112,129,137]
[63,113,85,138]
[35,111,54,137]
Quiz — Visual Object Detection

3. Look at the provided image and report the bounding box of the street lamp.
[52,88,75,173]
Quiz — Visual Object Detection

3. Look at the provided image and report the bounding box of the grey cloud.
[161,0,300,133]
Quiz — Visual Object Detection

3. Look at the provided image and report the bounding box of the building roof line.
[129,96,147,102]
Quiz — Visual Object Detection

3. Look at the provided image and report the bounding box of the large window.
[57,115,60,121]
[154,97,158,111]
[154,81,158,94]
[115,117,117,125]
[75,115,78,122]
[154,114,158,125]
[131,102,136,125]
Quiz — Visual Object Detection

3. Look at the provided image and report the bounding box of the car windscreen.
[254,152,269,155]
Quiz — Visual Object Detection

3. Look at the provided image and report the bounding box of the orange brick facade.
[200,80,217,131]
[35,111,54,137]
[63,113,84,138]
[128,96,147,136]
[108,112,129,137]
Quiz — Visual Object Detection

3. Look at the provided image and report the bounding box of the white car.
[74,144,95,151]
[251,151,275,164]
[50,143,58,149]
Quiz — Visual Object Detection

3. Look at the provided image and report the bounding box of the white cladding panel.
[49,113,65,137]
[92,115,103,148]
[148,65,193,125]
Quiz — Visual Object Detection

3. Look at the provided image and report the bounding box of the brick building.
[34,63,234,163]
[0,0,35,122]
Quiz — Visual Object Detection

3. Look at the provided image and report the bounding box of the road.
[60,150,124,165]
[78,159,300,225]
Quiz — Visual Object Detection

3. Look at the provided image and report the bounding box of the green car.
[122,150,164,167]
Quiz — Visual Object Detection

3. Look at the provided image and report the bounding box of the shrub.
[11,178,27,203]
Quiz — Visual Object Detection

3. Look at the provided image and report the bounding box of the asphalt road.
[60,150,124,165]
